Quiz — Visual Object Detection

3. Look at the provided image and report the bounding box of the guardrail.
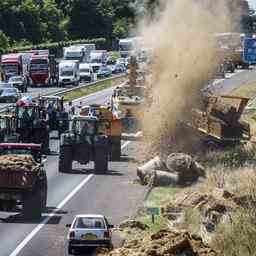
[0,73,126,113]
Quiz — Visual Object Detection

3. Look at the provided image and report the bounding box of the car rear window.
[74,217,106,229]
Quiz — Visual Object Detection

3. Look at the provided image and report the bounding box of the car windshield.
[60,70,73,76]
[99,67,109,72]
[0,88,16,96]
[119,44,132,51]
[2,64,18,74]
[73,120,95,135]
[74,217,105,229]
[80,68,90,73]
[30,59,48,71]
[9,77,22,82]
[92,66,100,72]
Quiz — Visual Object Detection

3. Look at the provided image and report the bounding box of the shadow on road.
[70,247,96,256]
[67,168,124,176]
[44,206,68,214]
[1,213,62,224]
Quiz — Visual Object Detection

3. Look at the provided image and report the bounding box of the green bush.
[7,38,106,56]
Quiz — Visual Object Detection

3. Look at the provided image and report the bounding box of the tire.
[22,184,43,219]
[110,136,121,161]
[94,136,109,174]
[59,146,72,173]
[40,171,47,210]
[68,245,73,255]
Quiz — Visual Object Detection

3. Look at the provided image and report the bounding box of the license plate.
[82,233,97,240]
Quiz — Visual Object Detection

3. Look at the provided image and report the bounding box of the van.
[58,60,80,87]
[79,63,94,83]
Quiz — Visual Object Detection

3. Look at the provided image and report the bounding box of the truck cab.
[58,60,80,87]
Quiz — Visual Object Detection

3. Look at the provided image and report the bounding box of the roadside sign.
[147,207,160,216]
[147,207,160,224]
[243,38,256,63]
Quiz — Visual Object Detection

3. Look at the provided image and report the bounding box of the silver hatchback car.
[66,214,114,255]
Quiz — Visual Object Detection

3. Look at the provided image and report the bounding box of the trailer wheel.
[22,184,43,219]
[40,171,47,210]
[59,146,72,173]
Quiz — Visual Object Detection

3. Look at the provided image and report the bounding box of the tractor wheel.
[94,136,109,174]
[110,137,121,161]
[59,146,72,173]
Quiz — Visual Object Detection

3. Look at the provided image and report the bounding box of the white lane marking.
[9,174,94,256]
[121,131,142,150]
[121,141,131,149]
[9,135,137,256]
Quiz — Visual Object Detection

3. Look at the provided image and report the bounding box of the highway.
[208,66,256,94]
[0,87,148,256]
[0,66,255,256]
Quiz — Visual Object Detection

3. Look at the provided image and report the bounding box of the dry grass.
[211,209,256,256]
[231,81,256,98]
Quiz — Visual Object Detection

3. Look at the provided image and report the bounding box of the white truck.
[75,44,96,63]
[90,50,108,64]
[79,63,94,83]
[58,60,80,87]
[63,46,85,62]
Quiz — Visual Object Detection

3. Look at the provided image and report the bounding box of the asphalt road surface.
[209,66,256,94]
[0,87,148,256]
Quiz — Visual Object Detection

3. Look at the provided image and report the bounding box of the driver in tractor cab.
[21,107,32,142]
[47,103,56,129]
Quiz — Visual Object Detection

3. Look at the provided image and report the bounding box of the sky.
[248,0,256,10]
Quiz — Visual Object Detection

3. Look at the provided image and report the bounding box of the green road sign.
[147,207,160,216]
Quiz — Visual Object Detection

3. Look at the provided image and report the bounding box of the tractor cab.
[15,102,50,154]
[0,114,19,142]
[59,115,109,174]
[38,96,64,112]
[38,95,68,132]
[80,105,122,160]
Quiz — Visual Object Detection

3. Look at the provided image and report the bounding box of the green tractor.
[59,115,109,174]
[15,103,50,154]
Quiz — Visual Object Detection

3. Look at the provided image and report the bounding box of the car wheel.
[68,245,73,255]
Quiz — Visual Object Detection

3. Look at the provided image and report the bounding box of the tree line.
[0,0,255,52]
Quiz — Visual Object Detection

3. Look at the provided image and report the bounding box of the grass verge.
[60,75,127,102]
[231,81,256,98]
[135,187,179,232]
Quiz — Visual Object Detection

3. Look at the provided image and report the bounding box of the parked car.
[111,63,126,74]
[97,66,112,78]
[0,87,21,103]
[8,75,27,92]
[66,214,114,254]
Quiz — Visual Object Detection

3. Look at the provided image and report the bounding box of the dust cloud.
[137,0,234,156]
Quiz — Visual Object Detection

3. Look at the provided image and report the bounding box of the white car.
[66,214,114,254]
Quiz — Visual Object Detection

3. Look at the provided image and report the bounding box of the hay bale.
[0,155,39,172]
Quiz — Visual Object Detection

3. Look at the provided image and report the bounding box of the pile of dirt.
[0,155,39,172]
[162,188,256,234]
[137,153,205,186]
[97,229,218,256]
[119,219,149,231]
